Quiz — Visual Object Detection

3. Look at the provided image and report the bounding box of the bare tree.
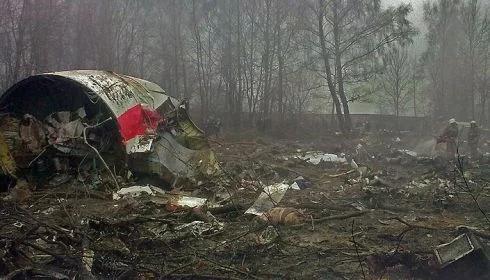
[460,0,489,120]
[307,0,414,133]
[380,46,412,129]
[423,0,490,123]
[0,0,30,88]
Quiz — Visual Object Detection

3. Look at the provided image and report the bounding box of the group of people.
[437,118,481,159]
[204,116,222,137]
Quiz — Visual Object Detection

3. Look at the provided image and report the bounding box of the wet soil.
[2,131,490,279]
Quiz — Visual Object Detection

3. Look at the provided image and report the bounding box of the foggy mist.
[1,1,490,279]
[0,0,487,122]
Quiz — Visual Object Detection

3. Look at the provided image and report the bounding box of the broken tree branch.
[456,225,490,240]
[314,210,369,223]
[389,216,437,230]
[291,210,369,228]
[455,149,490,225]
[82,117,120,189]
[351,219,366,280]
[4,267,70,280]
[328,169,356,178]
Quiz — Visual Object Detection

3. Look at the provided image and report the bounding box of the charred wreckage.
[0,70,220,191]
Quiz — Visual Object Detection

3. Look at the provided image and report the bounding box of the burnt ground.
[2,131,490,279]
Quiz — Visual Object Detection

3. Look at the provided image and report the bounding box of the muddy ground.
[2,131,490,279]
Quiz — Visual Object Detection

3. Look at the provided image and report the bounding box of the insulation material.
[0,132,16,176]
[19,115,46,153]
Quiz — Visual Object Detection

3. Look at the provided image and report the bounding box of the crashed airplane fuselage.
[0,70,219,186]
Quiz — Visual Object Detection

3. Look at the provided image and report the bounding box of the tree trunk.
[332,0,351,132]
[192,0,206,120]
[235,0,243,128]
[318,0,344,132]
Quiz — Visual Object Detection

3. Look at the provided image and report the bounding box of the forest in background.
[0,0,488,132]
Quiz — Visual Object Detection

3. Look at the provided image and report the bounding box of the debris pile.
[0,71,220,191]
[2,108,119,189]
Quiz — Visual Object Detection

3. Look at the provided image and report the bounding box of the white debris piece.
[398,149,418,157]
[290,181,301,190]
[82,248,94,273]
[113,185,165,200]
[175,196,207,208]
[175,220,223,236]
[296,151,347,165]
[351,159,359,170]
[56,119,85,143]
[149,186,166,196]
[42,207,56,215]
[76,107,87,119]
[245,183,290,216]
[289,176,312,190]
[113,185,153,200]
[350,159,368,179]
[128,137,154,153]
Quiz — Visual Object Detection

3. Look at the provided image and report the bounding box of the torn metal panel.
[435,233,490,279]
[435,233,488,268]
[47,70,173,117]
[176,117,209,150]
[148,132,197,178]
[129,132,219,179]
[128,137,154,154]
[245,183,291,216]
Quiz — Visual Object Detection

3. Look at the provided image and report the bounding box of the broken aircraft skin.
[0,70,219,187]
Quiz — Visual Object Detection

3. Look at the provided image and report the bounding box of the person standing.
[437,118,459,158]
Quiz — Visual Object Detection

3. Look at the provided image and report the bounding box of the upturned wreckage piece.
[0,70,219,187]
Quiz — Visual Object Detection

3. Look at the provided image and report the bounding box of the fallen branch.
[389,216,437,230]
[291,210,369,228]
[283,202,352,211]
[27,145,52,167]
[456,225,490,240]
[164,273,243,280]
[4,267,32,280]
[265,163,304,176]
[162,260,197,277]
[351,219,367,280]
[199,255,262,280]
[82,117,120,189]
[455,150,490,225]
[314,210,369,223]
[328,169,356,178]
[341,251,375,257]
[377,222,414,280]
[212,224,268,250]
[4,267,70,280]
[32,189,110,200]
[223,141,258,146]
[208,138,224,146]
